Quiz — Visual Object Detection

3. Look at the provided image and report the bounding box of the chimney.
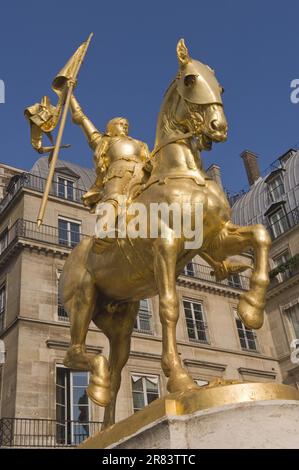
[206,164,223,189]
[240,150,260,186]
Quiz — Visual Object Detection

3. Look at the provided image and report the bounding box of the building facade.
[0,155,287,447]
[233,148,299,389]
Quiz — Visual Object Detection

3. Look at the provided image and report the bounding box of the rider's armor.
[70,95,150,212]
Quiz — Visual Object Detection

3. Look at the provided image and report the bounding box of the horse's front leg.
[153,237,198,393]
[211,222,271,329]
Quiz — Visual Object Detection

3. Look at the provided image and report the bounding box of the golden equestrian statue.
[56,39,271,430]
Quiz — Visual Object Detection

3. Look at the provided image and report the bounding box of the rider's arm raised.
[70,94,102,150]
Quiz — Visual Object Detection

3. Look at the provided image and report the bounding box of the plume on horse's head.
[176,39,224,106]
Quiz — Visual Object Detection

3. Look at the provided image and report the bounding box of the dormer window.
[268,206,289,238]
[266,171,285,203]
[54,166,81,202]
[57,176,75,201]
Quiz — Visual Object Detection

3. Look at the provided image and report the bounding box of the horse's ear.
[176,39,191,67]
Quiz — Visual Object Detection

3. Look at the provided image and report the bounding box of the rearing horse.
[60,39,270,429]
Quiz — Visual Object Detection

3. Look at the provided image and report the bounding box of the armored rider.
[69,95,151,220]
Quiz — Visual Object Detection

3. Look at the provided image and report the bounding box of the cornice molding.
[238,367,277,380]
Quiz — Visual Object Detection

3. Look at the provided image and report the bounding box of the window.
[57,270,68,322]
[267,174,285,202]
[234,310,257,351]
[183,262,195,277]
[273,251,291,282]
[0,229,8,255]
[228,273,242,288]
[56,368,91,445]
[269,208,289,238]
[58,218,81,248]
[134,299,152,334]
[286,304,299,339]
[0,285,6,333]
[183,300,208,343]
[131,374,160,412]
[57,177,75,201]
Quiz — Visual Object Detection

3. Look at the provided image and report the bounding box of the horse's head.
[174,39,227,151]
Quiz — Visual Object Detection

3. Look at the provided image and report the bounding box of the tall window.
[0,285,6,333]
[228,273,242,288]
[57,270,68,321]
[183,262,195,277]
[267,174,285,202]
[286,304,299,339]
[57,177,74,201]
[134,299,152,334]
[58,218,81,248]
[131,374,160,412]
[0,229,8,255]
[234,310,257,351]
[273,251,291,282]
[268,208,289,238]
[56,368,90,445]
[183,299,208,343]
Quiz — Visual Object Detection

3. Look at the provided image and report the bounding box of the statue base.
[79,382,299,449]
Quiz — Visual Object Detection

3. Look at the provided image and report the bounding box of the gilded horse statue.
[60,39,270,429]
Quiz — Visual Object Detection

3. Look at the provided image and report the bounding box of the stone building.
[0,155,286,447]
[233,148,299,389]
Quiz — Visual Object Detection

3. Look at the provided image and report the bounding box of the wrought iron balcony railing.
[0,172,87,214]
[266,206,299,240]
[0,417,101,447]
[269,254,299,289]
[0,218,88,257]
[180,262,250,290]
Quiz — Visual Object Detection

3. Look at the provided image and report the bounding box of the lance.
[37,33,93,227]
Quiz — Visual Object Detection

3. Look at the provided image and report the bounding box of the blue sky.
[0,0,299,192]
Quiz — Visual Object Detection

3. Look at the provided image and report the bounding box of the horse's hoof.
[167,371,199,393]
[87,381,111,407]
[87,355,111,407]
[237,294,264,329]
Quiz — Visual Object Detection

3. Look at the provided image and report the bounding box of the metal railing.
[266,206,299,240]
[57,304,69,322]
[180,262,250,290]
[269,259,299,289]
[0,218,88,255]
[0,417,101,447]
[0,172,87,214]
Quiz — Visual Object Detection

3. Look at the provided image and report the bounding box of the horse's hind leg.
[209,222,271,329]
[62,269,110,407]
[93,301,139,429]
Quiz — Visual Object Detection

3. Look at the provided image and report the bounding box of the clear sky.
[0,0,299,192]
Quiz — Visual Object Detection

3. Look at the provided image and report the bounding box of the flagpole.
[37,33,93,227]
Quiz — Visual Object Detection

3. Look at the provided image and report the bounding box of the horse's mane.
[157,80,181,138]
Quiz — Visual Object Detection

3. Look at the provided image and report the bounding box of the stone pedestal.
[79,382,299,449]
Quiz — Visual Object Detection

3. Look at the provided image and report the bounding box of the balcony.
[0,417,101,447]
[266,206,299,240]
[0,219,89,264]
[0,172,87,215]
[269,254,299,289]
[180,262,250,291]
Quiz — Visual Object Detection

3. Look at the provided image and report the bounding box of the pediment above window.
[55,166,80,180]
[264,200,286,216]
[264,168,285,184]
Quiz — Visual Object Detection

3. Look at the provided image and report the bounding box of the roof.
[30,157,96,191]
[232,149,299,226]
